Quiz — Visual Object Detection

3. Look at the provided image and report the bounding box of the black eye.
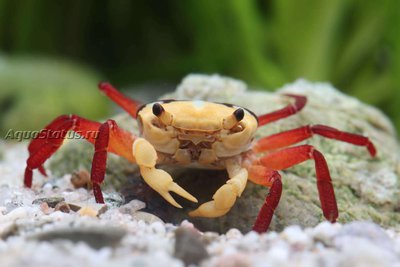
[152,103,164,116]
[233,108,244,121]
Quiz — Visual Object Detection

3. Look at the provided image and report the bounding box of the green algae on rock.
[48,74,400,232]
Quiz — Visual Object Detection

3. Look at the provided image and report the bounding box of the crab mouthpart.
[178,133,216,145]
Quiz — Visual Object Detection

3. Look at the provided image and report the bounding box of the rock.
[77,204,108,217]
[48,74,400,233]
[70,170,92,189]
[174,226,209,265]
[119,199,146,215]
[335,221,394,251]
[32,197,65,208]
[0,222,19,240]
[212,253,252,267]
[31,226,126,250]
[132,211,163,224]
[54,202,71,213]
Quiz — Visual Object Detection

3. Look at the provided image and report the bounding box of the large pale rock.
[49,74,400,232]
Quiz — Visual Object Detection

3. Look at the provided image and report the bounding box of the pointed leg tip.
[98,81,109,89]
[38,166,48,177]
[185,195,198,203]
[367,143,377,157]
[161,192,183,209]
[172,202,183,209]
[168,183,198,203]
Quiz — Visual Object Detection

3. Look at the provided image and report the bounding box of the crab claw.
[189,184,236,217]
[134,137,197,208]
[140,167,198,208]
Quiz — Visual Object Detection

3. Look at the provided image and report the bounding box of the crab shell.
[136,100,258,168]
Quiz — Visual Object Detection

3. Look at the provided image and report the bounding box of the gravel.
[1,141,400,267]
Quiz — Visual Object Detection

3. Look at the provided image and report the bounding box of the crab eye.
[233,108,244,121]
[223,108,244,130]
[152,103,164,116]
[152,103,173,125]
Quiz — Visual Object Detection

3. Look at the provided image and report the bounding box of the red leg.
[98,82,142,119]
[25,115,136,190]
[254,124,376,156]
[25,115,77,187]
[258,94,307,126]
[91,120,112,203]
[252,171,282,233]
[27,115,75,177]
[89,119,137,203]
[258,145,338,222]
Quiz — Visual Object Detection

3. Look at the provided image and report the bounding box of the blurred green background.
[0,0,399,137]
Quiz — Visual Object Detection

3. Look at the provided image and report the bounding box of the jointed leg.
[98,82,142,119]
[189,158,248,217]
[27,115,77,177]
[254,124,376,156]
[90,120,136,203]
[258,94,307,126]
[258,145,338,222]
[25,115,135,190]
[252,171,282,233]
[25,115,78,187]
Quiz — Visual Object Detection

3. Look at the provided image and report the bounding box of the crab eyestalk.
[152,103,173,125]
[223,108,244,130]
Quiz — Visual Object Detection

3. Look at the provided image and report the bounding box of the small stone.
[336,221,394,251]
[54,202,71,213]
[32,197,65,208]
[40,202,52,215]
[78,204,107,217]
[119,199,146,214]
[201,231,220,245]
[1,207,29,221]
[0,222,19,240]
[174,226,209,266]
[281,225,312,248]
[103,192,124,208]
[312,221,341,246]
[226,228,243,240]
[70,170,92,189]
[31,226,126,250]
[214,253,252,267]
[132,211,163,224]
[150,221,166,235]
[67,202,83,212]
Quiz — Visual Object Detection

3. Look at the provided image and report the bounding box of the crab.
[24,81,376,233]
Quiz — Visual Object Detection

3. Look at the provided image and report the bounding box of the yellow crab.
[24,81,376,232]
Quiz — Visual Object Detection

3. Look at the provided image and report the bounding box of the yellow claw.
[133,138,198,208]
[169,183,198,203]
[140,167,198,208]
[189,200,230,217]
[190,159,248,218]
[189,184,236,217]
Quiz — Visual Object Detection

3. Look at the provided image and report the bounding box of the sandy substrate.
[1,142,400,267]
